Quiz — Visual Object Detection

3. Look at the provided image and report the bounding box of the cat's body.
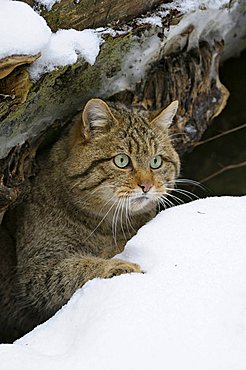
[0,99,180,342]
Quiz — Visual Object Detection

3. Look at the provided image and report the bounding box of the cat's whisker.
[166,187,193,200]
[113,197,128,251]
[112,202,118,247]
[155,191,175,209]
[112,198,122,248]
[123,197,130,236]
[115,199,122,244]
[159,200,168,210]
[71,179,83,190]
[161,196,175,209]
[96,194,116,219]
[151,193,168,211]
[166,187,199,201]
[122,196,131,238]
[126,196,136,233]
[124,195,136,236]
[174,178,199,185]
[85,199,118,242]
[157,196,170,210]
[165,192,184,205]
[119,197,127,241]
[94,195,115,217]
[153,194,165,211]
[174,188,200,200]
[174,178,205,190]
[112,193,137,242]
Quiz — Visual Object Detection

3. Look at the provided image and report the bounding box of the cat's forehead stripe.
[115,109,171,157]
[126,123,158,156]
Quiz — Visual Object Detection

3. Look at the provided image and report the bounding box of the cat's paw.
[102,258,142,279]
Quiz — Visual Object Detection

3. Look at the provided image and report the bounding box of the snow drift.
[0,196,246,370]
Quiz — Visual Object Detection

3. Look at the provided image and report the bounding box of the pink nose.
[138,183,152,193]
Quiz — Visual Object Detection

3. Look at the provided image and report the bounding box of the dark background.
[176,50,246,202]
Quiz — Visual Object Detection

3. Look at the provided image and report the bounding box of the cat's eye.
[150,155,162,169]
[113,154,131,168]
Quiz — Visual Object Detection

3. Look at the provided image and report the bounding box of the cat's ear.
[151,101,178,129]
[82,98,116,139]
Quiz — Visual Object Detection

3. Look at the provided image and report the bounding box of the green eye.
[113,154,131,168]
[150,155,162,169]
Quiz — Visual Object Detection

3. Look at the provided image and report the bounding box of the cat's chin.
[129,196,154,213]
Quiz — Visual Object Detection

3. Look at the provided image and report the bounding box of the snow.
[28,29,101,80]
[139,0,229,26]
[138,0,230,25]
[103,0,244,96]
[139,0,246,60]
[1,196,246,370]
[163,9,233,53]
[139,16,163,27]
[161,0,229,12]
[104,34,162,95]
[36,0,61,11]
[0,1,101,80]
[0,0,51,59]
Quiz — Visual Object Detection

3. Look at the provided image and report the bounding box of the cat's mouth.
[115,191,157,212]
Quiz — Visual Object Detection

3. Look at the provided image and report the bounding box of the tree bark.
[22,0,168,31]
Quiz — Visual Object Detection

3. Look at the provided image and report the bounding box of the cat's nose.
[138,183,152,193]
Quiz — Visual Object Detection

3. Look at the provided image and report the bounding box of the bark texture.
[22,0,168,31]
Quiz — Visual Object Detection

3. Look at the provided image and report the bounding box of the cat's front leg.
[17,253,142,324]
[100,258,142,278]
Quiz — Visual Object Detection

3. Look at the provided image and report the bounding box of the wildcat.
[0,98,180,342]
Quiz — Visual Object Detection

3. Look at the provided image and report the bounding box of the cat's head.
[65,98,180,215]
